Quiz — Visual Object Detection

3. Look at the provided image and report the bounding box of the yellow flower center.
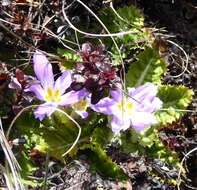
[45,88,61,103]
[72,99,88,111]
[117,100,133,114]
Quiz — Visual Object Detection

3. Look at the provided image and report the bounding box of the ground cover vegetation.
[0,0,196,189]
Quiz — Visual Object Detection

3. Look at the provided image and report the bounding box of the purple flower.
[28,51,87,121]
[91,83,162,133]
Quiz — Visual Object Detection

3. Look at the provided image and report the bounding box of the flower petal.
[138,97,163,113]
[54,70,72,95]
[131,112,157,132]
[75,110,88,119]
[91,97,115,115]
[110,89,123,102]
[128,83,162,113]
[59,89,87,106]
[151,97,163,111]
[42,63,54,89]
[34,103,56,121]
[81,43,92,55]
[127,87,135,96]
[9,77,21,89]
[111,115,130,133]
[33,51,54,88]
[28,84,45,100]
[129,82,158,101]
[33,51,48,80]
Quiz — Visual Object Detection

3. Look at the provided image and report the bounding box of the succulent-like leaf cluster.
[71,43,120,104]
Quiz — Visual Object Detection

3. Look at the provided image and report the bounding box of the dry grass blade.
[0,118,24,190]
[0,163,13,190]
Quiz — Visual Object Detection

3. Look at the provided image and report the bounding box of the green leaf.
[100,5,144,33]
[156,85,193,125]
[16,111,80,161]
[78,124,125,180]
[91,125,113,148]
[120,129,142,153]
[142,132,179,164]
[58,48,81,61]
[16,109,125,180]
[80,142,128,180]
[126,47,167,87]
[115,5,144,27]
[120,129,179,164]
[99,6,151,65]
[19,150,37,176]
[57,48,82,69]
[19,150,41,188]
[38,111,81,160]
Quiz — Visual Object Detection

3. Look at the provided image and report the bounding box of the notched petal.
[34,103,56,121]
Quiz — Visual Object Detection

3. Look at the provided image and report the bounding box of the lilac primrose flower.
[91,83,162,133]
[28,51,87,121]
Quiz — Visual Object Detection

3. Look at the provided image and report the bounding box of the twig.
[177,147,197,190]
[167,40,190,78]
[62,0,137,38]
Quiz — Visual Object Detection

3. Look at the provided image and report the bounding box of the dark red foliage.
[9,69,35,105]
[159,122,189,152]
[0,63,9,87]
[0,73,8,86]
[29,149,46,166]
[15,68,26,87]
[72,43,120,104]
